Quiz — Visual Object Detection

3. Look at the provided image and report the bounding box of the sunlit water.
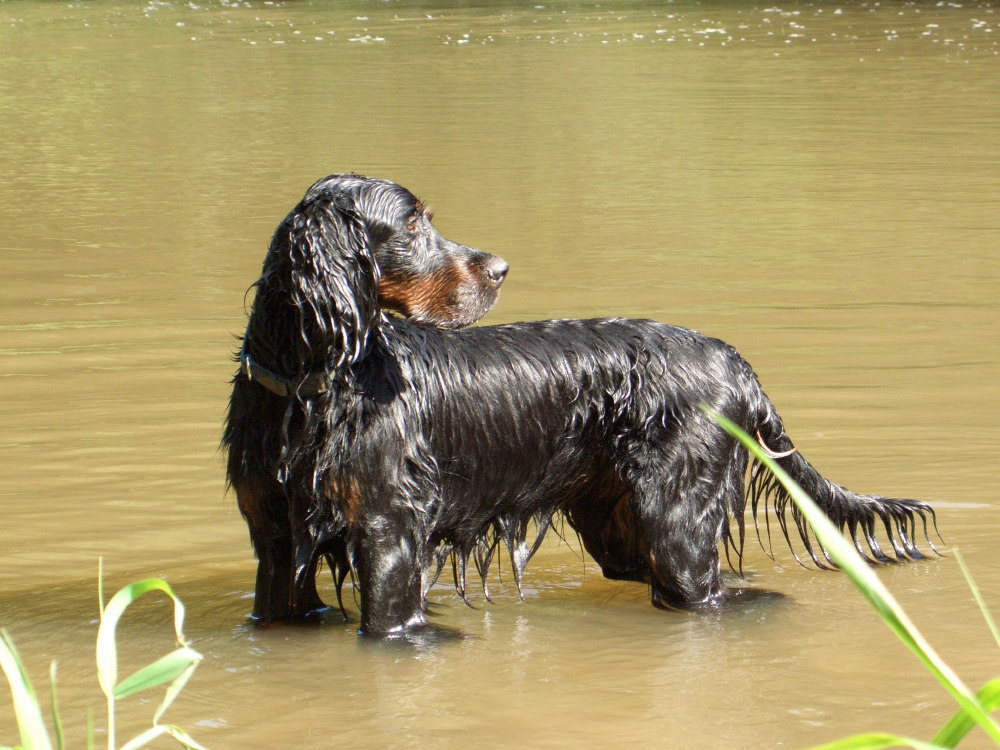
[1,1,999,747]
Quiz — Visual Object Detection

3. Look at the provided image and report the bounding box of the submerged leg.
[354,513,427,635]
[236,479,328,621]
[623,436,742,608]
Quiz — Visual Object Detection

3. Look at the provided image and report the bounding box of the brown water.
[2,1,999,747]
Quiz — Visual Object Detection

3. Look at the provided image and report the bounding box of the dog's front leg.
[354,512,428,635]
[235,479,331,622]
[235,480,297,621]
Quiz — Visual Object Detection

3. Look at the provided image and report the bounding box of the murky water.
[2,1,999,747]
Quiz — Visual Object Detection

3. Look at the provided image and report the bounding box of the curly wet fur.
[224,174,938,635]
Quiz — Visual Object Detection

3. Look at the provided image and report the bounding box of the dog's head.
[300,174,507,330]
[253,174,507,376]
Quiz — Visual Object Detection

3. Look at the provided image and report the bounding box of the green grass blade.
[705,408,1000,745]
[163,725,210,750]
[48,662,63,750]
[151,661,198,727]
[113,647,202,700]
[0,629,55,750]
[118,724,169,750]
[953,550,1000,652]
[807,732,947,750]
[933,676,1000,747]
[118,723,209,750]
[117,714,209,750]
[97,559,104,617]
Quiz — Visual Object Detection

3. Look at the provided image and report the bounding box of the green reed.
[705,406,1000,749]
[0,565,205,750]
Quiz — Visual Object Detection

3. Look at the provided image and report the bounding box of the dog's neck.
[238,334,333,398]
[239,309,387,398]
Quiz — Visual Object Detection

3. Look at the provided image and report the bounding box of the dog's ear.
[271,187,381,373]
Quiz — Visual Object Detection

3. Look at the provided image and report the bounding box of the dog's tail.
[739,390,941,568]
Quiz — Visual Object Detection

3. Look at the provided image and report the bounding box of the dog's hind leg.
[623,435,739,608]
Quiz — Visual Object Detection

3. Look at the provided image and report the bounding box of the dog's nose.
[485,257,509,286]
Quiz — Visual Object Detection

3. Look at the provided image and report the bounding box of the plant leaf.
[953,550,1000,652]
[0,629,55,750]
[151,661,198,726]
[113,647,202,700]
[163,724,210,750]
[118,724,170,750]
[117,721,210,750]
[932,675,1000,747]
[48,661,63,750]
[96,578,189,698]
[805,732,947,750]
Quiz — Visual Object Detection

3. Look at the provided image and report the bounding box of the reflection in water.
[1,1,999,748]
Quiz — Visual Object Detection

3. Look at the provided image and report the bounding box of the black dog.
[224,174,937,635]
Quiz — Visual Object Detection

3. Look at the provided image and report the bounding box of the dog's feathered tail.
[729,379,941,570]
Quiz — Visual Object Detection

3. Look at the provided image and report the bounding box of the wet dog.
[224,174,937,634]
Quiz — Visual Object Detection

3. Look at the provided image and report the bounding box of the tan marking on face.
[379,265,467,322]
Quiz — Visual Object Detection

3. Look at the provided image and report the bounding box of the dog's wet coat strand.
[223,174,938,635]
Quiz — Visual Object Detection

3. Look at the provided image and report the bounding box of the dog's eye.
[405,211,423,232]
[406,209,433,232]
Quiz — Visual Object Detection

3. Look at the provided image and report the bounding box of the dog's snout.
[485,257,509,286]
